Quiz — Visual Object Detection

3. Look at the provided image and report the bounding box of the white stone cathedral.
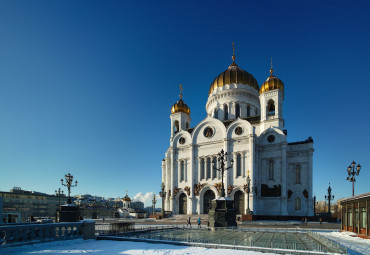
[161,50,314,217]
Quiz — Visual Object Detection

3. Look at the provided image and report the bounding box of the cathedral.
[161,48,314,217]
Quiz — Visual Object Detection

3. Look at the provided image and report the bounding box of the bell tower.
[170,84,191,140]
[259,62,285,131]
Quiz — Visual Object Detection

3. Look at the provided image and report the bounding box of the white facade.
[162,57,314,217]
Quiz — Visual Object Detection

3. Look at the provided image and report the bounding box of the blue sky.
[0,1,369,206]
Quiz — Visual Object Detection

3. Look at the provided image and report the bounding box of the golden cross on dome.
[232,42,236,63]
[270,57,274,76]
[179,84,183,99]
[125,190,128,196]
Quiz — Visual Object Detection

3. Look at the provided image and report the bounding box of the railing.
[0,221,95,247]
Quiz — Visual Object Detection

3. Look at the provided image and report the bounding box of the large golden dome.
[171,96,190,115]
[259,68,284,95]
[208,57,259,96]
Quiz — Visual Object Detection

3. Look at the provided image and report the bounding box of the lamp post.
[246,171,251,214]
[55,188,64,208]
[325,183,334,216]
[159,182,166,217]
[212,149,234,197]
[346,161,361,196]
[313,195,316,215]
[61,173,78,204]
[152,193,157,215]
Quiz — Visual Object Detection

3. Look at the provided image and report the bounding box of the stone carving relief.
[261,184,281,197]
[194,183,206,196]
[227,184,234,195]
[214,182,222,195]
[173,187,180,197]
[184,186,191,196]
[288,189,293,199]
[303,189,308,198]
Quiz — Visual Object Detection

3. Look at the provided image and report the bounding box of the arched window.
[174,120,179,132]
[295,164,301,184]
[214,108,218,119]
[247,105,250,117]
[186,122,189,130]
[224,105,228,120]
[269,159,274,180]
[268,100,275,116]
[295,197,301,210]
[236,154,242,177]
[207,158,211,180]
[180,161,185,182]
[200,158,205,180]
[212,157,217,179]
[235,103,240,118]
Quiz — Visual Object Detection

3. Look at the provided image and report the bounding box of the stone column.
[249,134,255,213]
[281,143,288,215]
[242,151,247,178]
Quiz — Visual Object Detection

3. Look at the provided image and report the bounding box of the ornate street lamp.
[61,173,78,204]
[245,171,251,214]
[212,149,234,197]
[159,182,166,217]
[346,161,361,196]
[55,188,64,220]
[325,183,334,216]
[152,193,157,215]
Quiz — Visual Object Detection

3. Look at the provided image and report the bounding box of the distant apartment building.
[0,187,67,222]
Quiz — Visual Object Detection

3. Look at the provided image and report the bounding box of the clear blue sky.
[0,1,369,206]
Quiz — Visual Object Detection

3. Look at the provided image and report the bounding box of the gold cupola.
[259,67,284,97]
[208,43,259,96]
[171,84,190,115]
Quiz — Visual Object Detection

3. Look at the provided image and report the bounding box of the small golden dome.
[171,84,190,115]
[171,98,190,115]
[122,194,131,202]
[208,56,259,96]
[259,68,284,95]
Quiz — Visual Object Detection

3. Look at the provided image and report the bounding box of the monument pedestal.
[208,197,237,229]
[58,204,80,222]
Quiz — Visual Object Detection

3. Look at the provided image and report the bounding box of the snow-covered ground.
[320,231,370,255]
[1,231,369,255]
[1,239,276,255]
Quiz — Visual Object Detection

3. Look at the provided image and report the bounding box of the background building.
[162,52,314,217]
[0,187,67,222]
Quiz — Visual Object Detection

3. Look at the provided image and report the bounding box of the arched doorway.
[203,190,215,214]
[234,191,245,214]
[179,193,187,214]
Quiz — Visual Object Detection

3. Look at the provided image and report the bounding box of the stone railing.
[0,220,95,247]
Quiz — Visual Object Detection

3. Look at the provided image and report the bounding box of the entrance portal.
[203,190,215,214]
[234,191,245,214]
[179,193,187,214]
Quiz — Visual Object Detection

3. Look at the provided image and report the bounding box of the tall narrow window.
[214,108,218,119]
[295,164,301,184]
[207,158,211,180]
[186,122,189,130]
[295,197,301,210]
[174,120,179,132]
[212,157,217,179]
[180,161,184,182]
[269,159,274,180]
[247,105,250,117]
[237,154,242,177]
[200,159,205,180]
[224,105,228,120]
[268,100,275,116]
[235,103,240,118]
